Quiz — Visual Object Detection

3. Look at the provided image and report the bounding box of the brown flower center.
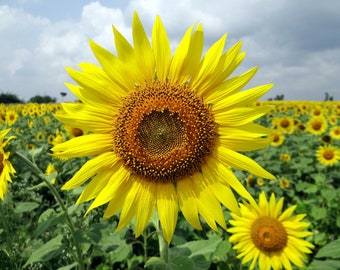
[113,81,216,183]
[251,216,287,252]
[273,134,280,142]
[312,121,321,130]
[323,150,334,160]
[280,119,290,128]
[72,128,83,137]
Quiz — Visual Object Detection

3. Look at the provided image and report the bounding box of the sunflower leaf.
[315,239,340,259]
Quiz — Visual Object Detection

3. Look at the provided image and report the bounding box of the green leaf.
[14,202,39,214]
[145,257,168,270]
[311,206,327,220]
[309,259,340,270]
[0,249,12,270]
[28,147,44,158]
[23,235,64,267]
[321,190,337,203]
[315,239,340,259]
[212,240,232,262]
[190,254,210,270]
[57,262,78,270]
[169,256,194,270]
[181,237,222,260]
[34,209,66,237]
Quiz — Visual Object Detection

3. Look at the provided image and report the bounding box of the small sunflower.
[316,144,340,166]
[0,129,16,200]
[5,110,19,126]
[52,12,274,243]
[271,130,285,147]
[330,126,340,140]
[228,192,314,270]
[306,116,328,135]
[273,117,295,134]
[279,178,290,189]
[279,153,291,163]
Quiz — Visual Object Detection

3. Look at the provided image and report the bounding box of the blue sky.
[1,0,340,102]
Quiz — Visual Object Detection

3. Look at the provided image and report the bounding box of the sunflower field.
[0,100,339,270]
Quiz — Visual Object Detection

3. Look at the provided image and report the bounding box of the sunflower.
[306,116,328,135]
[330,126,340,140]
[271,130,285,147]
[52,12,274,243]
[272,117,295,134]
[5,110,19,126]
[0,129,16,200]
[316,144,340,166]
[228,192,314,270]
[279,178,290,189]
[279,153,291,163]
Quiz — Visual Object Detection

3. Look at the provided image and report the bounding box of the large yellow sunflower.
[52,12,274,243]
[228,192,314,270]
[0,129,16,200]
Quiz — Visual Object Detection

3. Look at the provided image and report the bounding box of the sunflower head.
[52,11,274,243]
[316,144,340,166]
[228,192,314,269]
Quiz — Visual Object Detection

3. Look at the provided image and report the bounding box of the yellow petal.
[135,178,156,236]
[116,179,141,232]
[169,24,203,83]
[205,157,256,205]
[214,145,275,179]
[212,83,273,113]
[89,39,134,91]
[87,166,131,214]
[62,152,118,190]
[214,106,274,126]
[192,172,227,231]
[191,34,227,91]
[152,15,171,81]
[76,169,114,203]
[198,40,243,96]
[156,182,178,244]
[132,12,155,82]
[205,67,258,104]
[52,134,113,158]
[177,177,202,230]
[66,64,123,105]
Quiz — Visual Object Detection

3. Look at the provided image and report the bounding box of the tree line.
[0,93,57,104]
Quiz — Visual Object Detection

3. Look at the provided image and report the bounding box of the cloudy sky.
[1,0,340,102]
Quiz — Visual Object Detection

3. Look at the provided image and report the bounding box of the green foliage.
[0,92,23,103]
[0,101,339,269]
[29,95,56,103]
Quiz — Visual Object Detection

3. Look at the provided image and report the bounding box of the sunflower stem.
[158,229,169,263]
[14,151,85,270]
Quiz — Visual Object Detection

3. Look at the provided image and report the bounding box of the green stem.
[14,151,85,270]
[158,228,169,263]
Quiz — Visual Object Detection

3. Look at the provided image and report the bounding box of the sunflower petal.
[62,152,118,190]
[177,177,202,230]
[156,183,178,244]
[51,134,113,158]
[152,15,171,81]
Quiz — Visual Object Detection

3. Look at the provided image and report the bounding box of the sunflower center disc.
[113,81,216,183]
[251,216,288,252]
[138,110,185,156]
[323,150,334,160]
